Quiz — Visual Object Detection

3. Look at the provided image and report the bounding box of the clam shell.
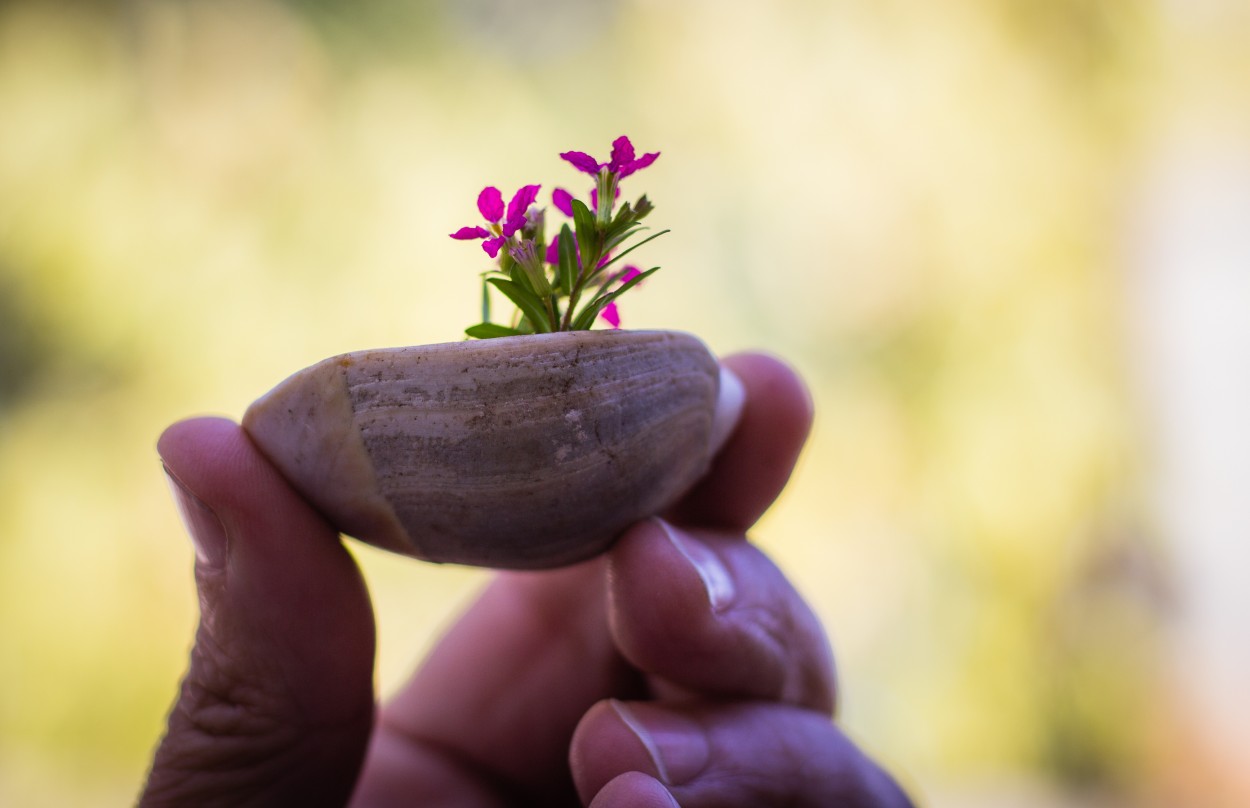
[241,330,722,568]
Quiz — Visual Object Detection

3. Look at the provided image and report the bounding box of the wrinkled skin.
[141,353,917,807]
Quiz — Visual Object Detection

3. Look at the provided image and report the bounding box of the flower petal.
[506,184,542,222]
[560,150,602,176]
[450,226,491,240]
[600,301,621,329]
[619,265,642,284]
[609,136,635,173]
[552,188,575,217]
[482,236,505,258]
[477,187,505,223]
[618,151,659,178]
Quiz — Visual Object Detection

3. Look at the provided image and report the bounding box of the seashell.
[241,330,735,569]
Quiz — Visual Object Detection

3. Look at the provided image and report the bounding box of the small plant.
[450,136,666,338]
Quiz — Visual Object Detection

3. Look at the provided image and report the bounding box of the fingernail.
[709,366,745,456]
[652,518,735,612]
[609,700,710,786]
[164,464,228,570]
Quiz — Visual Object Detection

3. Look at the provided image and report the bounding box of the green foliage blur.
[0,1,1240,804]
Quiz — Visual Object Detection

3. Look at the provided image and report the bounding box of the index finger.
[668,353,815,531]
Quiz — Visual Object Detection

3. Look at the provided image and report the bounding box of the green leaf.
[525,263,553,297]
[603,211,639,244]
[510,259,554,298]
[509,264,535,296]
[480,278,492,323]
[600,229,670,269]
[603,222,646,254]
[557,223,578,294]
[609,201,635,229]
[465,322,524,339]
[571,266,661,330]
[570,198,599,263]
[488,277,553,333]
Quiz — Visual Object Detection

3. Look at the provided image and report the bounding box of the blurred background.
[1,0,1247,804]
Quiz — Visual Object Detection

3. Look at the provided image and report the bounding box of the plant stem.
[545,295,559,332]
[561,275,583,331]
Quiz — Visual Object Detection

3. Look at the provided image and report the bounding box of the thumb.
[141,417,376,807]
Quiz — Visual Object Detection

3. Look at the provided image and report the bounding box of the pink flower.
[450,184,541,258]
[600,301,622,329]
[551,187,575,217]
[560,136,659,180]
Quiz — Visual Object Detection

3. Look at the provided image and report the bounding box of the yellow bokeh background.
[2,1,1247,804]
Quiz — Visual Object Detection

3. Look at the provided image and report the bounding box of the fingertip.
[157,415,245,462]
[671,352,815,531]
[613,518,735,617]
[721,351,815,440]
[571,701,672,804]
[580,702,917,808]
[588,772,678,808]
[157,417,268,513]
[158,416,335,551]
[157,414,364,606]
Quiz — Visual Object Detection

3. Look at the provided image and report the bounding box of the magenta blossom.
[551,187,575,217]
[560,136,659,180]
[450,184,541,258]
[600,302,622,329]
[562,137,655,225]
[455,139,664,339]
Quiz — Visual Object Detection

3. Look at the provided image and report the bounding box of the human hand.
[140,354,915,807]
